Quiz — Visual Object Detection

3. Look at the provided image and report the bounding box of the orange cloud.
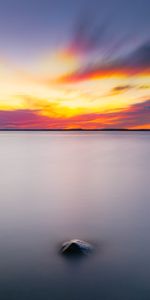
[54,66,150,84]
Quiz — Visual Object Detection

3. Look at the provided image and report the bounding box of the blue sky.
[0,0,149,62]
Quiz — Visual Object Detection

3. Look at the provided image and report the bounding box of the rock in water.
[60,239,93,256]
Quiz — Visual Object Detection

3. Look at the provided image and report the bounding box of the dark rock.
[60,239,93,256]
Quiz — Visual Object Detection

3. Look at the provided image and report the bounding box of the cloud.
[21,95,62,116]
[0,109,51,129]
[0,109,73,129]
[109,84,134,95]
[65,99,150,129]
[55,39,150,84]
[138,84,150,90]
[0,99,149,129]
[104,84,134,97]
[107,99,150,128]
[69,13,108,56]
[113,85,133,92]
[124,41,150,68]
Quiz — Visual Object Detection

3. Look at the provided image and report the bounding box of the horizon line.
[0,128,150,132]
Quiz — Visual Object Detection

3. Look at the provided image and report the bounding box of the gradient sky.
[0,0,150,129]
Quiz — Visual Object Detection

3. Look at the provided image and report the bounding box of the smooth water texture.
[0,132,150,300]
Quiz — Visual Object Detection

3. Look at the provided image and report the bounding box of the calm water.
[0,132,150,300]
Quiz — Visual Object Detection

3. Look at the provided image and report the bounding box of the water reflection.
[0,132,150,299]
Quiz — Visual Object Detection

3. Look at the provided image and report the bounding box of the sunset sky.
[0,0,150,129]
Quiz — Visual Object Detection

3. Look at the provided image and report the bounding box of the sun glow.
[0,46,150,129]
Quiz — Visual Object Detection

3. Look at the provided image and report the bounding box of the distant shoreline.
[0,129,150,132]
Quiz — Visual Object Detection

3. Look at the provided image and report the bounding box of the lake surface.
[0,132,150,300]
